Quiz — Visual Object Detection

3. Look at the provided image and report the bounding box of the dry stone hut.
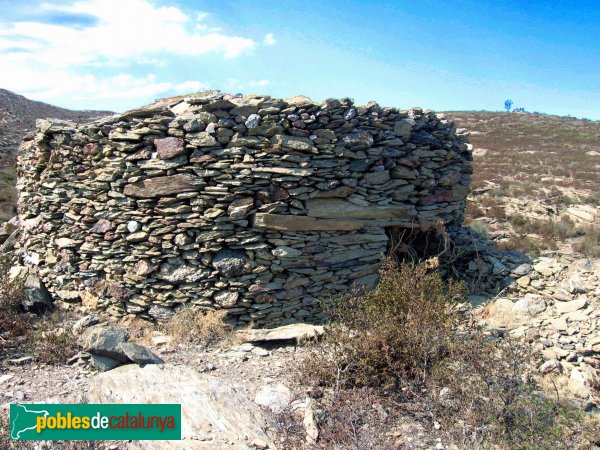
[16,91,472,326]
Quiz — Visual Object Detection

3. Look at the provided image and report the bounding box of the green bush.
[302,259,466,391]
[469,221,490,239]
[298,260,600,449]
[510,214,528,226]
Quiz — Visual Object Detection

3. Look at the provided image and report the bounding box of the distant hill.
[0,88,112,167]
[444,111,600,194]
[0,88,113,219]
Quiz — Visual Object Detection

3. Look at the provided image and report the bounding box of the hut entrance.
[385,224,449,265]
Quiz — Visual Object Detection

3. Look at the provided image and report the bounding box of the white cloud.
[249,79,270,87]
[263,32,276,46]
[224,78,270,92]
[0,0,255,108]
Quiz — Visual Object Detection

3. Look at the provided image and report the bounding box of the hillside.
[0,88,112,219]
[445,110,599,256]
[445,111,600,194]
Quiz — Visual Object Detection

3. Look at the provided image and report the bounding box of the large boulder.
[79,326,131,362]
[0,221,17,245]
[22,274,53,314]
[79,326,163,370]
[79,364,276,449]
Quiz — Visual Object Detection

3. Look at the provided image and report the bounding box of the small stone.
[272,246,302,258]
[148,305,174,321]
[127,221,141,233]
[55,237,77,248]
[512,295,546,315]
[227,197,254,218]
[512,263,532,277]
[214,291,239,308]
[533,260,558,277]
[250,439,269,449]
[0,374,14,385]
[252,347,270,357]
[555,297,587,314]
[119,342,164,365]
[91,355,122,372]
[90,219,112,234]
[568,369,590,398]
[8,356,33,365]
[245,114,261,129]
[79,326,130,362]
[254,384,292,413]
[126,232,148,243]
[22,274,53,314]
[73,315,100,333]
[539,359,561,374]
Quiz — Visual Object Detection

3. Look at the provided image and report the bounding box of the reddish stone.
[83,143,100,157]
[90,219,112,234]
[154,137,186,160]
[420,190,453,205]
[190,153,216,165]
[396,156,420,167]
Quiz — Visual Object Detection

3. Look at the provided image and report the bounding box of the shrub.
[0,254,23,313]
[466,201,485,219]
[297,260,599,449]
[572,225,600,257]
[510,214,528,226]
[492,187,507,197]
[489,204,507,221]
[469,221,490,239]
[586,191,600,205]
[163,306,234,347]
[429,337,599,449]
[302,259,466,392]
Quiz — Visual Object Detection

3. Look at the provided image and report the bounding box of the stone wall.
[16,90,472,326]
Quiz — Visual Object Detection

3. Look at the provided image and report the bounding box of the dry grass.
[0,255,77,364]
[572,225,600,257]
[469,221,490,239]
[0,167,17,221]
[162,306,235,348]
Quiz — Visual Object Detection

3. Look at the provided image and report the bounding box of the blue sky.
[0,0,599,119]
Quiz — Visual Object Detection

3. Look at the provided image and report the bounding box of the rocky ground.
[478,253,600,408]
[1,249,598,449]
[0,316,453,449]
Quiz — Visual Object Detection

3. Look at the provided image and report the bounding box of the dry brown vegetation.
[446,111,600,195]
[291,260,600,449]
[0,168,16,221]
[162,306,236,348]
[0,255,77,365]
[446,111,599,257]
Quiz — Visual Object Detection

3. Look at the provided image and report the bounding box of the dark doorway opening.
[385,225,449,265]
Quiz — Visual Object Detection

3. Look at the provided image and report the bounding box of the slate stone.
[212,248,249,277]
[79,326,130,362]
[154,137,186,160]
[91,355,122,372]
[123,174,204,198]
[22,274,53,314]
[119,342,164,365]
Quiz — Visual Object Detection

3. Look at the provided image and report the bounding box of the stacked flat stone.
[16,90,472,326]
